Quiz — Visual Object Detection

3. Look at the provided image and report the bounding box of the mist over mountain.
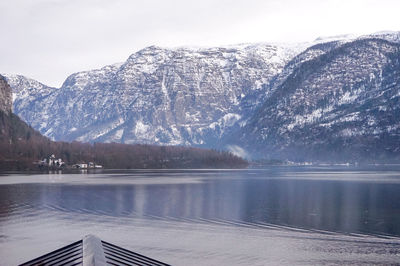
[4,31,400,162]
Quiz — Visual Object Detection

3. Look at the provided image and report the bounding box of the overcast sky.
[0,0,399,87]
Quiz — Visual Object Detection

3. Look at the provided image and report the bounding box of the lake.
[1,166,400,265]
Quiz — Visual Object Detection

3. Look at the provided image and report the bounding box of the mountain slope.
[0,75,50,164]
[231,38,400,161]
[0,75,44,147]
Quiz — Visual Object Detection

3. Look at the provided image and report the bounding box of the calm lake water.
[1,166,400,265]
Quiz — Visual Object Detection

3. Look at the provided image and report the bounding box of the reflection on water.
[1,167,400,265]
[2,168,400,236]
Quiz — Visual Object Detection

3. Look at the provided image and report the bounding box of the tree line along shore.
[0,111,248,171]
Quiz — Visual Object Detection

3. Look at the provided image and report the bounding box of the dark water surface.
[1,166,400,265]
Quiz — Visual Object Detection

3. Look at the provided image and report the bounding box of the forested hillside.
[0,110,247,170]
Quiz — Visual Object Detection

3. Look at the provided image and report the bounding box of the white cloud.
[0,0,399,87]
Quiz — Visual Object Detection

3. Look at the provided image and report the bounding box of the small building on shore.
[73,162,103,169]
[75,163,88,169]
[38,154,66,169]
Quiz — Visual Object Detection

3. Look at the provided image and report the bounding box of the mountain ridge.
[4,31,400,162]
[5,42,305,145]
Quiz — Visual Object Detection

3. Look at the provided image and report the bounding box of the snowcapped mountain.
[5,43,304,145]
[231,38,400,161]
[4,31,400,161]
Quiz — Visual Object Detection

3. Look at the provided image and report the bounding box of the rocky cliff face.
[5,43,304,144]
[232,38,400,161]
[0,75,12,114]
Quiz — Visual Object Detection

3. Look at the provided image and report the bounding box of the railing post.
[83,235,107,266]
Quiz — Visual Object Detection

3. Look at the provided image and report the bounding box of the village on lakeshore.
[36,154,103,170]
